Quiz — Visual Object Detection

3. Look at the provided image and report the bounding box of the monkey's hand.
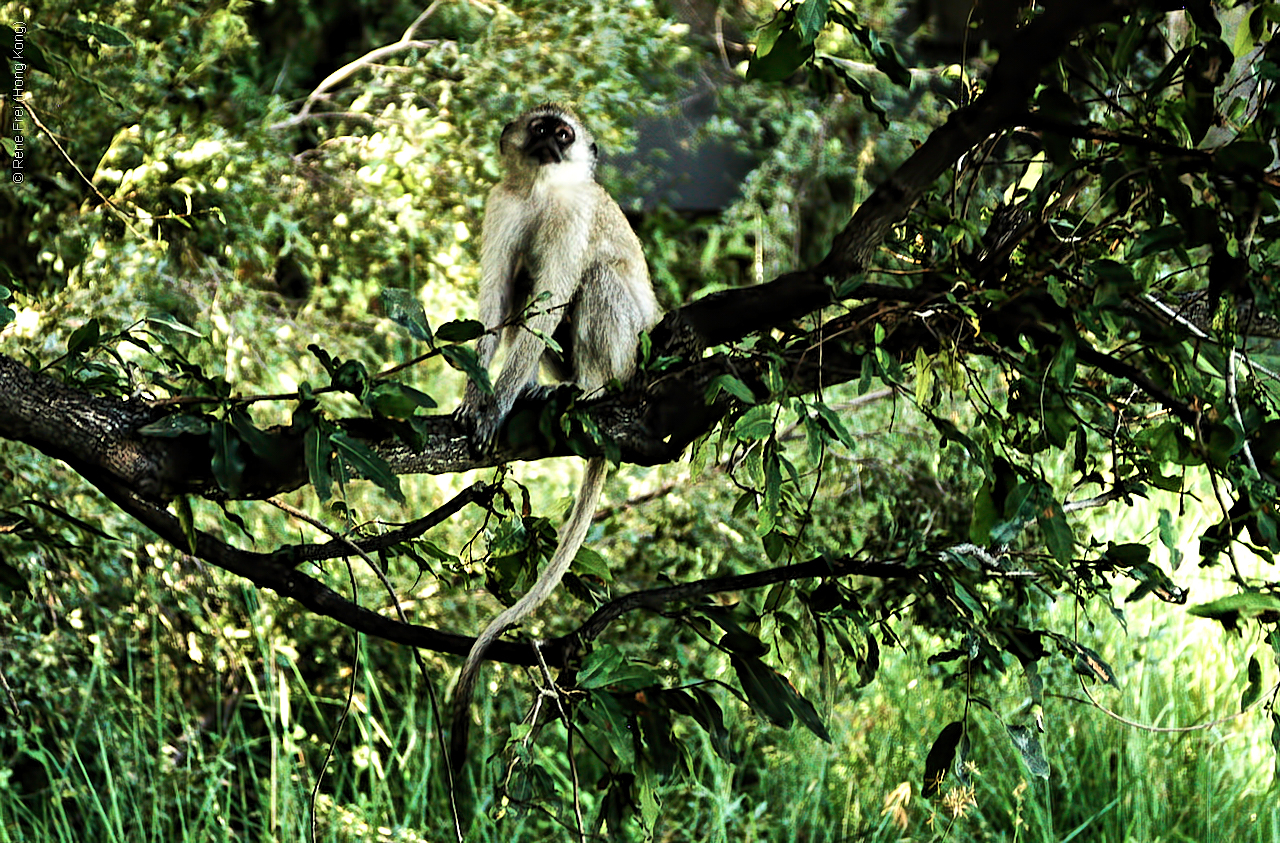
[458,379,562,454]
[456,381,507,453]
[456,388,495,451]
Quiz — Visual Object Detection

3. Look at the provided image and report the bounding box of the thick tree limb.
[664,0,1152,349]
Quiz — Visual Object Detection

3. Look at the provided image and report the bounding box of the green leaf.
[24,500,117,541]
[1128,224,1185,260]
[853,23,912,89]
[228,409,280,460]
[1037,499,1074,565]
[822,59,889,126]
[138,414,211,437]
[1241,656,1263,712]
[634,692,680,777]
[1185,1,1221,36]
[951,581,987,620]
[210,421,247,496]
[760,528,787,563]
[927,412,980,457]
[368,382,437,418]
[1188,592,1280,621]
[577,645,660,690]
[581,692,635,766]
[778,677,830,743]
[1111,13,1145,72]
[758,442,782,536]
[488,514,535,557]
[698,606,769,658]
[435,319,485,342]
[795,0,829,43]
[914,347,934,405]
[1055,636,1118,686]
[856,631,880,687]
[970,482,998,544]
[731,654,794,729]
[331,359,370,399]
[0,558,30,600]
[145,312,204,337]
[1125,561,1187,604]
[571,545,611,583]
[67,18,133,47]
[1049,337,1076,388]
[706,374,757,404]
[922,720,964,798]
[174,496,197,555]
[304,426,334,502]
[1158,508,1185,571]
[1088,258,1137,292]
[748,26,814,82]
[380,288,433,342]
[440,344,492,395]
[754,14,785,58]
[1271,709,1280,784]
[813,402,856,449]
[1104,542,1150,567]
[330,432,404,502]
[730,654,830,741]
[67,319,101,355]
[666,688,738,762]
[734,405,775,441]
[1006,724,1050,779]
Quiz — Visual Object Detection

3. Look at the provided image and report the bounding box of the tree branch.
[84,462,916,668]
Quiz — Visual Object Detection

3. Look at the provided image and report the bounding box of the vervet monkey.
[452,103,660,767]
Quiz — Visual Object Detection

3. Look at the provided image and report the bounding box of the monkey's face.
[523,115,575,164]
[500,104,597,179]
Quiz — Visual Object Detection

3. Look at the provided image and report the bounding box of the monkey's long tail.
[448,456,608,772]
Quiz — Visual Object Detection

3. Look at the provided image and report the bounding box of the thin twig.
[273,1,449,129]
[1062,676,1280,734]
[24,102,146,237]
[532,642,586,843]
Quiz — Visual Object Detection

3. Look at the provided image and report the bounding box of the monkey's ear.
[590,142,600,160]
[499,121,517,152]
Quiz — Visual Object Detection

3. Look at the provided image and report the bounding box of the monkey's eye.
[555,125,574,145]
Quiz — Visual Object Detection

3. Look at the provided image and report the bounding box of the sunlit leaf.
[380,288,433,342]
[67,18,133,46]
[1188,592,1280,622]
[706,374,757,404]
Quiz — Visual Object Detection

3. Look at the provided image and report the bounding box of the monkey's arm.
[459,189,528,433]
[471,279,578,444]
[465,201,592,446]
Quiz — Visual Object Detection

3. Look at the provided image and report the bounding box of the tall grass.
[3,568,1275,842]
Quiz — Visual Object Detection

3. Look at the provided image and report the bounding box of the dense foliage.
[2,0,1279,841]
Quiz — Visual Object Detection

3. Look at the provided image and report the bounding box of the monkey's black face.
[523,116,576,165]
